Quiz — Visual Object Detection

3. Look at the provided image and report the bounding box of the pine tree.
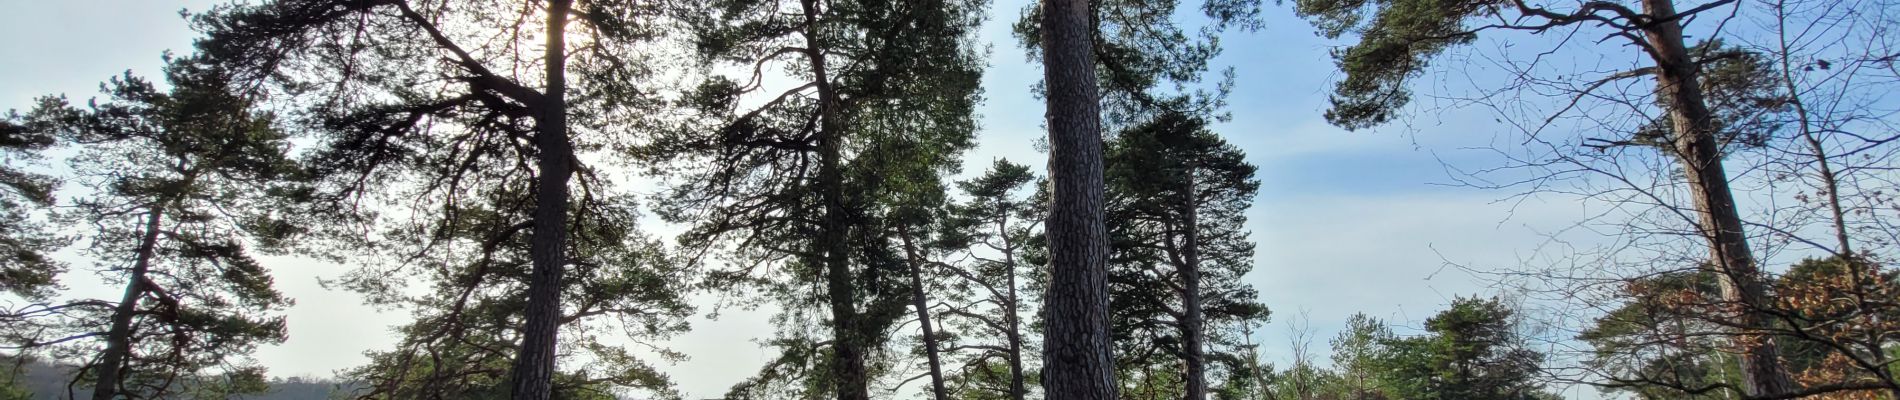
[1104,112,1269,399]
[6,56,294,400]
[1330,314,1394,400]
[1375,298,1552,400]
[871,146,962,400]
[640,0,986,397]
[192,1,687,397]
[1012,0,1262,395]
[939,160,1041,400]
[1014,0,1264,127]
[1290,0,1796,393]
[0,102,66,302]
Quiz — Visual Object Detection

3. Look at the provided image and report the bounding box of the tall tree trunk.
[999,216,1028,400]
[91,209,164,400]
[1038,0,1119,398]
[509,1,572,398]
[1179,169,1208,400]
[900,227,949,400]
[1638,0,1793,396]
[801,0,870,398]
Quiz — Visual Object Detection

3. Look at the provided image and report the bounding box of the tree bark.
[802,0,870,398]
[508,1,572,398]
[1638,0,1793,396]
[900,227,950,400]
[1038,0,1119,398]
[91,209,164,400]
[998,216,1028,400]
[1179,167,1208,400]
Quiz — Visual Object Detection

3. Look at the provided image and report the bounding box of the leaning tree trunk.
[999,216,1028,400]
[91,209,164,400]
[508,1,573,398]
[801,0,870,398]
[1038,0,1119,398]
[1639,0,1794,396]
[1179,168,1208,400]
[900,227,950,400]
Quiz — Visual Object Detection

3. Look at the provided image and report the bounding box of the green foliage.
[1333,298,1554,400]
[340,199,692,399]
[1396,297,1547,399]
[1293,0,1792,139]
[937,160,1043,400]
[191,1,695,396]
[346,331,641,400]
[0,364,25,400]
[1266,361,1339,400]
[0,358,364,400]
[1629,41,1791,151]
[0,103,68,301]
[640,0,988,396]
[1210,351,1271,400]
[1120,361,1189,399]
[1327,313,1394,400]
[1102,111,1270,394]
[0,55,295,399]
[1014,0,1263,125]
[1293,0,1497,130]
[944,357,1032,400]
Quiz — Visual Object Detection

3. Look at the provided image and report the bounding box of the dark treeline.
[2,0,1899,399]
[2,359,356,400]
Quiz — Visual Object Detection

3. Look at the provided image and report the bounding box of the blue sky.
[1,1,1619,398]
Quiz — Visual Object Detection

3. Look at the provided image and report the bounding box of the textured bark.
[999,217,1028,400]
[91,209,164,400]
[1639,0,1793,396]
[1179,169,1207,400]
[802,0,870,397]
[900,228,950,400]
[1038,0,1119,398]
[508,1,573,398]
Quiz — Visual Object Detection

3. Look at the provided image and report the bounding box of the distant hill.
[2,361,357,400]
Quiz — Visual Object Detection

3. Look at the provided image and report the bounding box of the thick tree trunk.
[1638,0,1793,396]
[91,209,164,400]
[819,94,869,400]
[999,217,1028,400]
[508,1,572,398]
[801,0,870,398]
[1038,0,1119,398]
[1179,170,1208,400]
[900,228,949,400]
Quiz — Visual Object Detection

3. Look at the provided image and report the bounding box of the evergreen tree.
[1014,0,1264,126]
[1376,297,1552,400]
[0,103,65,301]
[191,1,688,397]
[1104,111,1270,399]
[1012,0,1261,395]
[5,56,294,400]
[858,103,984,400]
[1290,0,1797,394]
[1329,314,1393,400]
[640,0,985,397]
[940,160,1041,400]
